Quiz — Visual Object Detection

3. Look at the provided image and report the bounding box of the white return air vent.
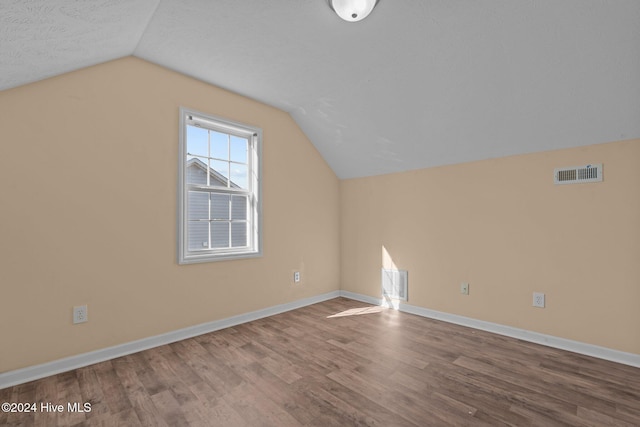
[554,164,602,185]
[381,269,408,301]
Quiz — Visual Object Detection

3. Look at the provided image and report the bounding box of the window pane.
[230,163,248,189]
[211,194,230,220]
[186,125,209,157]
[211,222,229,248]
[230,136,248,164]
[179,110,261,264]
[210,159,229,187]
[188,191,209,220]
[211,131,229,160]
[231,222,248,247]
[188,221,209,250]
[231,195,247,220]
[186,156,208,185]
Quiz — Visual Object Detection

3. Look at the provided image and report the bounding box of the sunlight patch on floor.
[327,306,384,318]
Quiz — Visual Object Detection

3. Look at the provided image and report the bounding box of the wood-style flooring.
[1,297,639,426]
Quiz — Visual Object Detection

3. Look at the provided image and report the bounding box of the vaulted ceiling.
[2,0,639,179]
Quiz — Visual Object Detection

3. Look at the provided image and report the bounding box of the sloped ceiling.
[2,0,639,179]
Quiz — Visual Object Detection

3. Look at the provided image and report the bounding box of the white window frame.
[178,107,262,264]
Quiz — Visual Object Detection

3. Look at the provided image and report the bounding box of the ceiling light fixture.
[330,0,377,22]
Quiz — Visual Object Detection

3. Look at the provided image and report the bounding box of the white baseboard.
[0,291,341,389]
[339,290,640,368]
[3,289,637,390]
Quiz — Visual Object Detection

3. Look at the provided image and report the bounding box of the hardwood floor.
[2,297,639,426]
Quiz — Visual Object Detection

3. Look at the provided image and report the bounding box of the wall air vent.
[381,269,408,301]
[554,164,602,185]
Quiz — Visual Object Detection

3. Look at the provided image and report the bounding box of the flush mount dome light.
[330,0,377,22]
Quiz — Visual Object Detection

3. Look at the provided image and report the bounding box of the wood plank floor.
[2,297,639,426]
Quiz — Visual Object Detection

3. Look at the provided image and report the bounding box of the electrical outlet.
[460,282,469,295]
[294,271,300,283]
[533,292,545,308]
[73,305,88,324]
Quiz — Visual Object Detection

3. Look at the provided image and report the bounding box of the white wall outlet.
[294,271,300,283]
[533,292,545,308]
[460,282,469,295]
[73,305,88,324]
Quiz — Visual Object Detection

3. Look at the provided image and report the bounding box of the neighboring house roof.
[187,157,240,189]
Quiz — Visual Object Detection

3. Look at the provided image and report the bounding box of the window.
[178,108,262,263]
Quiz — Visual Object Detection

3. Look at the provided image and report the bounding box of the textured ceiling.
[0,0,160,90]
[1,0,639,179]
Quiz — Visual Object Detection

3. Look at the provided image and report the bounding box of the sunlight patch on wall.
[381,245,407,309]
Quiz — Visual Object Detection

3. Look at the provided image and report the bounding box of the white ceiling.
[2,0,639,179]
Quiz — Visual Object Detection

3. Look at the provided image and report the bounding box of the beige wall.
[0,57,340,372]
[341,139,640,354]
[1,56,637,374]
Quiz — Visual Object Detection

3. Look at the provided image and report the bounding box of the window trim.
[178,107,262,264]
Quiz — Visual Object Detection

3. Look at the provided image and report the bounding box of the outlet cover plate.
[73,305,88,324]
[460,283,469,295]
[533,292,545,308]
[293,271,300,283]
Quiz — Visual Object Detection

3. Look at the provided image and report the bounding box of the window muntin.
[178,108,261,263]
